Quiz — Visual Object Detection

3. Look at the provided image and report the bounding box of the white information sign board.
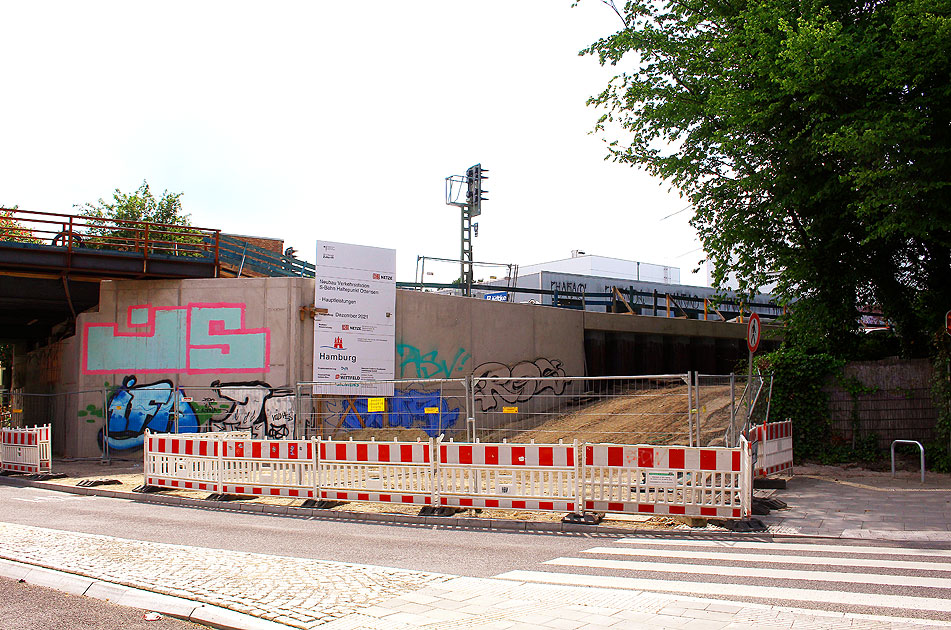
[313,241,396,395]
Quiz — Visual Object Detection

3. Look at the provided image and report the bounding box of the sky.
[1,1,706,285]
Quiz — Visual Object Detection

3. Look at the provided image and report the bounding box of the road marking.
[494,570,951,614]
[544,556,951,589]
[582,546,951,572]
[616,538,951,558]
[11,496,81,503]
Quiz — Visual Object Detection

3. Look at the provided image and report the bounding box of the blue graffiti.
[99,376,199,451]
[328,390,461,437]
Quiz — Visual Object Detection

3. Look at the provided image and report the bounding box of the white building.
[518,251,680,285]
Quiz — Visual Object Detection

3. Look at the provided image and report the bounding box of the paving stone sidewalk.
[1,521,950,630]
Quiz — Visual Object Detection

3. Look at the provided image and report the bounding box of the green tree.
[580,0,951,358]
[78,181,203,254]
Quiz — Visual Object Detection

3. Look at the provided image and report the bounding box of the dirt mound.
[493,384,735,446]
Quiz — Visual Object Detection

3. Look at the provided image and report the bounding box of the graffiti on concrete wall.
[98,376,294,451]
[210,380,296,439]
[396,344,471,379]
[321,389,463,438]
[83,303,270,375]
[472,358,569,412]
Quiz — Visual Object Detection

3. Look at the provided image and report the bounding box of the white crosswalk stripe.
[494,537,951,619]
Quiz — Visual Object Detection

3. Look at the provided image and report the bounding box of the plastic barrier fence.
[437,442,578,512]
[145,434,226,493]
[219,438,318,498]
[750,420,793,477]
[143,433,753,520]
[318,439,434,506]
[1,425,51,474]
[580,439,752,519]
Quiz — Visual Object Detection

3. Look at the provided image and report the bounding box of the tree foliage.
[78,181,202,252]
[581,0,951,358]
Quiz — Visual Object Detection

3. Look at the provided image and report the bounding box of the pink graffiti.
[82,302,271,375]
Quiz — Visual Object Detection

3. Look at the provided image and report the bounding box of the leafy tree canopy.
[78,181,202,251]
[580,0,951,358]
[79,181,190,227]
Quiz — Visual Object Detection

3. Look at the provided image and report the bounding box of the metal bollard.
[890,440,925,484]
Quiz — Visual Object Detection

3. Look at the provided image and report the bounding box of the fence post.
[295,384,302,440]
[312,436,320,499]
[686,372,694,447]
[730,373,736,447]
[101,387,110,464]
[465,375,475,442]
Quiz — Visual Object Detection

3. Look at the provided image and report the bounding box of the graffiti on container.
[83,302,270,375]
[396,344,470,379]
[472,358,569,412]
[97,376,295,451]
[322,390,462,437]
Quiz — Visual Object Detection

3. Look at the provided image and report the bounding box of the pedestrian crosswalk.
[494,536,951,620]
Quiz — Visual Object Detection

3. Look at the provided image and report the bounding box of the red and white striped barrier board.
[751,420,793,477]
[1,425,51,474]
[317,439,435,506]
[219,438,318,498]
[145,434,225,493]
[437,442,579,512]
[581,440,751,519]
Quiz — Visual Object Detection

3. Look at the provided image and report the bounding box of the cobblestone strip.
[0,522,450,628]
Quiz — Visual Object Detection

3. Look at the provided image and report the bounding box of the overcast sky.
[1,1,705,285]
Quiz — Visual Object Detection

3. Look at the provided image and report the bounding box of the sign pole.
[744,312,762,439]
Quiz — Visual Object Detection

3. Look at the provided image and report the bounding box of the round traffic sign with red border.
[747,312,762,353]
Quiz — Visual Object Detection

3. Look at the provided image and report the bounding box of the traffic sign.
[747,312,762,354]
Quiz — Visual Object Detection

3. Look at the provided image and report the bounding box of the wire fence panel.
[471,375,695,445]
[827,387,939,448]
[4,389,110,461]
[297,379,469,441]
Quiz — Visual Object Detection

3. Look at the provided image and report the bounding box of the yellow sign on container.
[424,407,440,414]
[502,406,519,414]
[367,397,385,413]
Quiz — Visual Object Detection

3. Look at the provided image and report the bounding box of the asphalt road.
[0,484,613,577]
[0,575,203,630]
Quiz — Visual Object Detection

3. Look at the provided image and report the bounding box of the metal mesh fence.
[697,373,766,447]
[296,379,470,441]
[470,375,699,445]
[2,389,110,460]
[827,386,939,448]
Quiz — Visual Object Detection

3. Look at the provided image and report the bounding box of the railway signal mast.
[445,163,489,296]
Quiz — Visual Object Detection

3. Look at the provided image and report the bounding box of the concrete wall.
[19,278,585,458]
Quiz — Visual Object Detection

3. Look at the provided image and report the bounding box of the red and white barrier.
[580,440,751,519]
[1,425,51,474]
[141,433,754,521]
[750,420,793,477]
[318,439,435,506]
[219,438,318,498]
[145,433,226,493]
[436,442,579,512]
